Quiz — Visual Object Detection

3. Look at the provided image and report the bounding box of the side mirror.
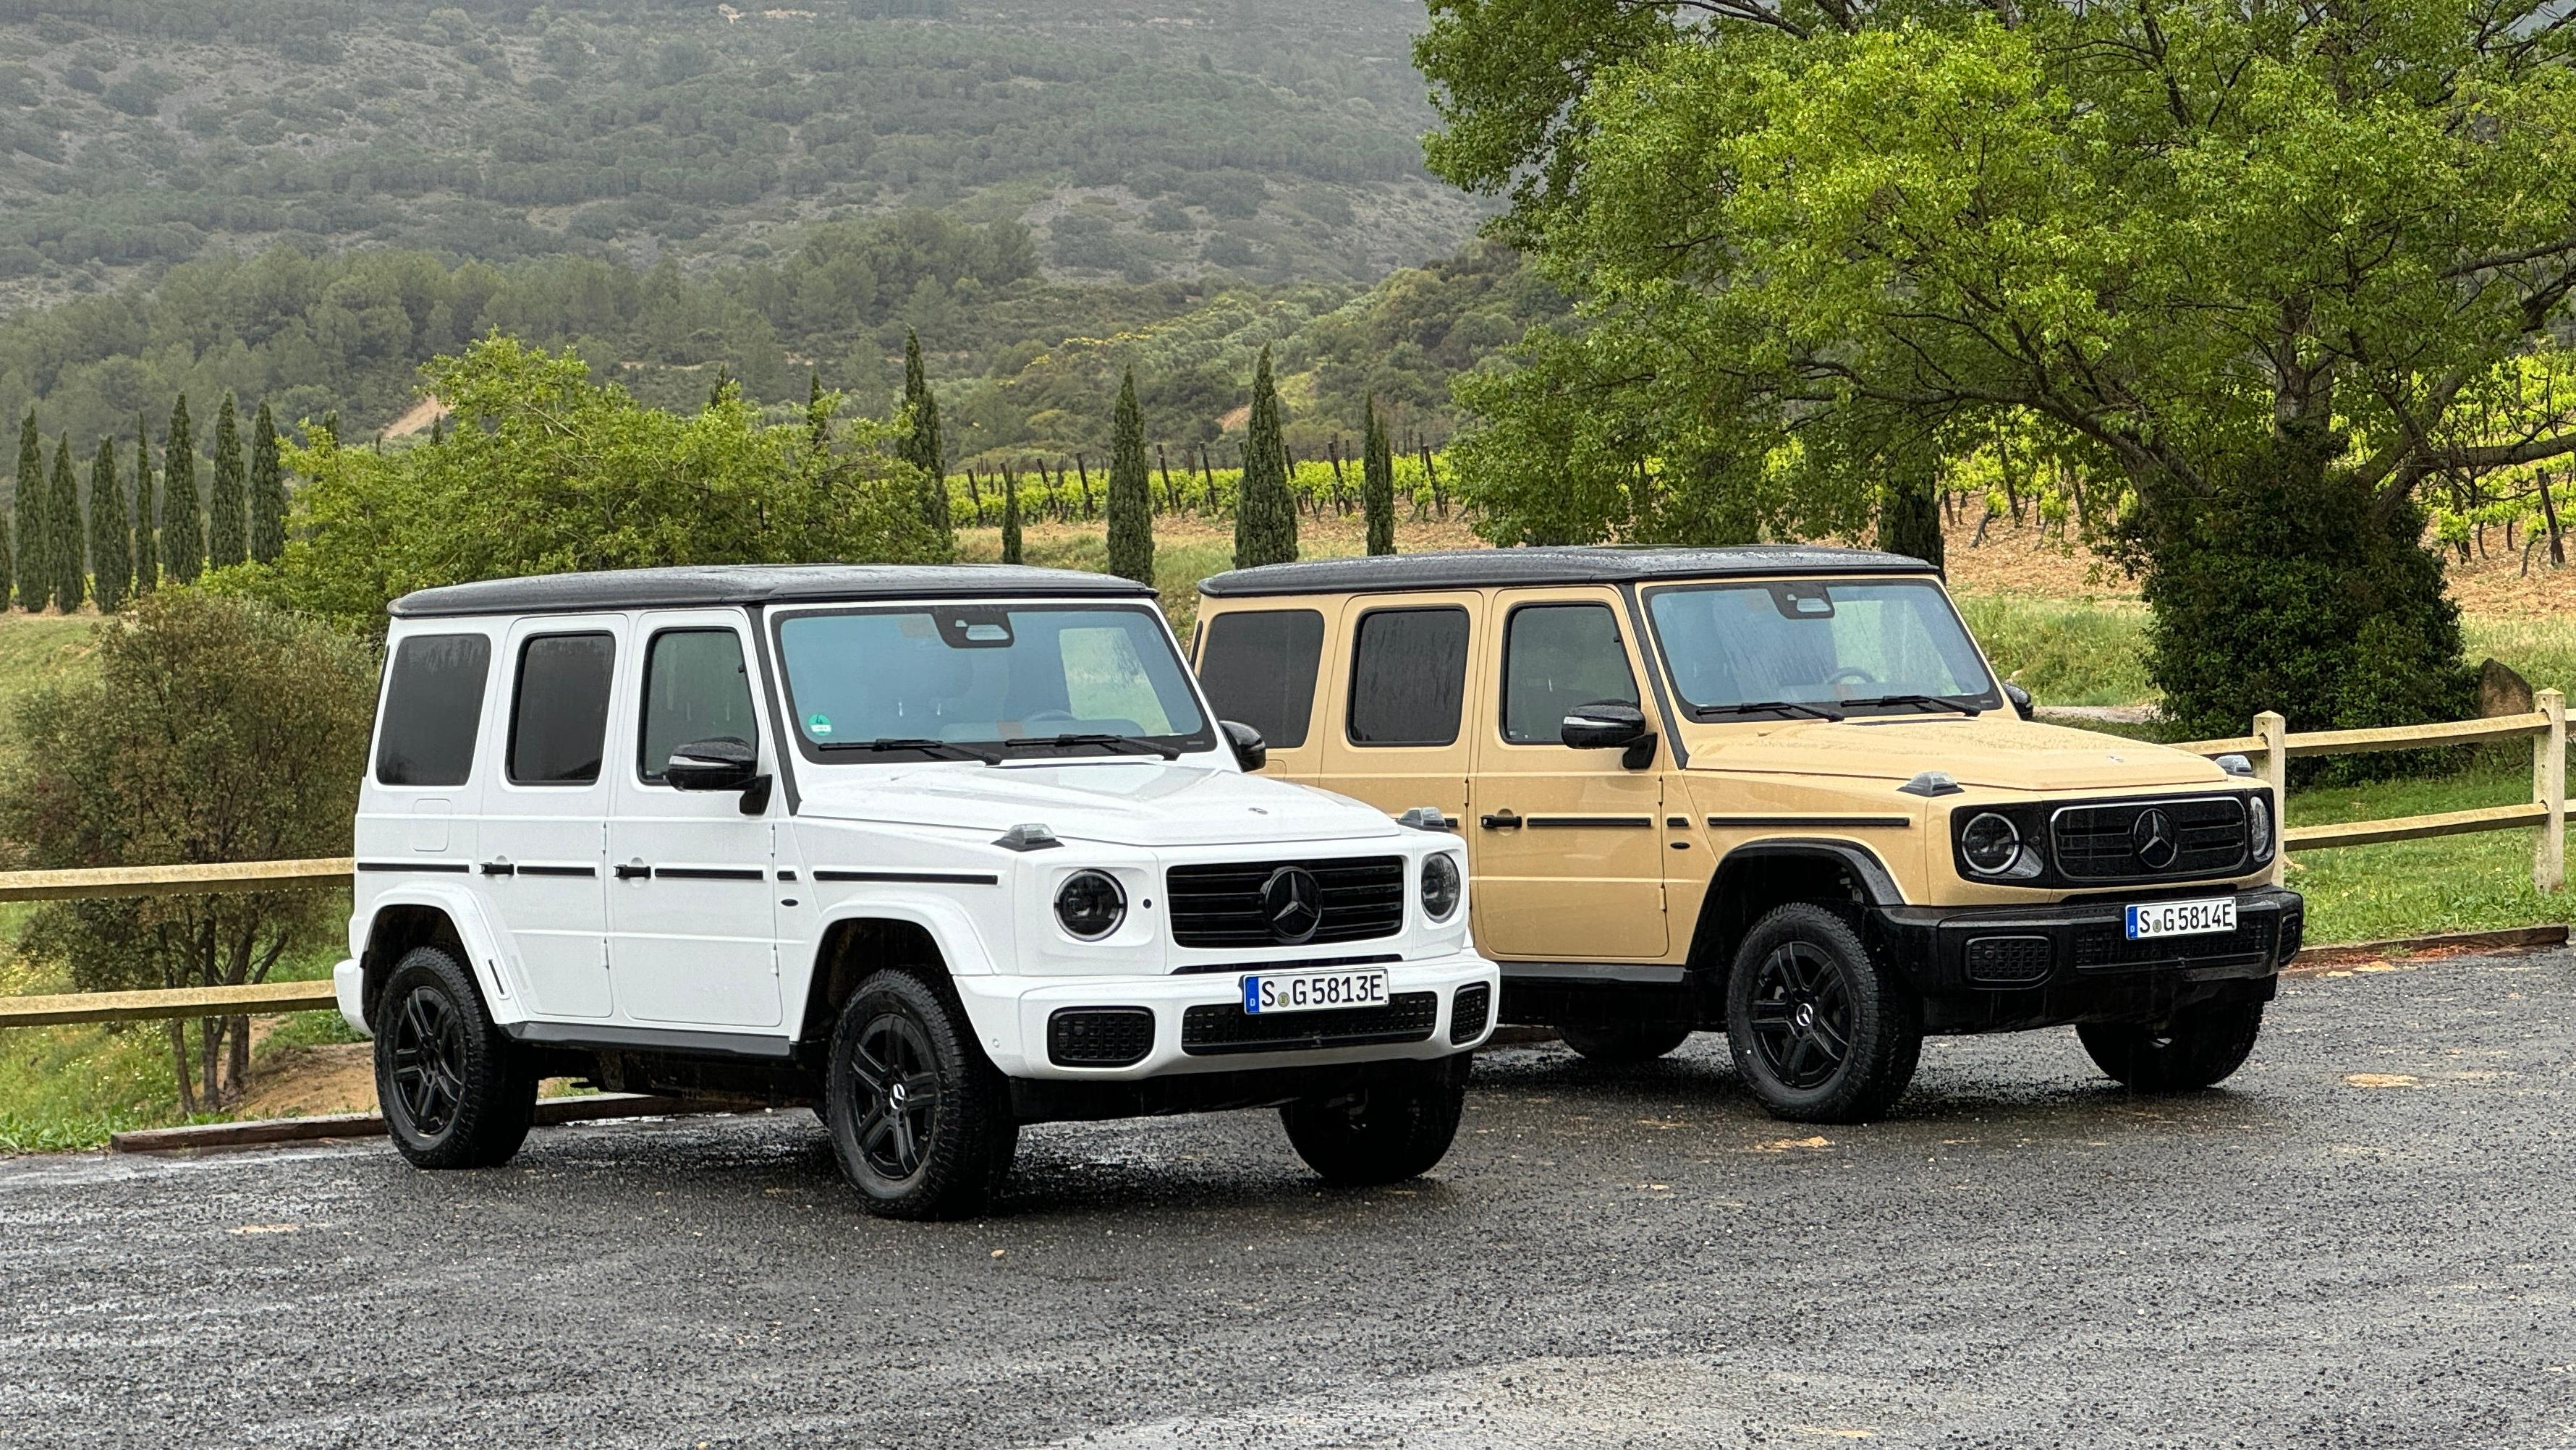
[1221,720,1267,773]
[666,737,759,792]
[2002,682,2035,721]
[1562,701,1657,770]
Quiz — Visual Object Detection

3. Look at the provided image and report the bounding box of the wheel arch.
[354,886,517,1031]
[794,900,1000,1052]
[1687,839,1905,993]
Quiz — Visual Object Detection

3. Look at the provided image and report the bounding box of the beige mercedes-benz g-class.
[1191,547,2302,1123]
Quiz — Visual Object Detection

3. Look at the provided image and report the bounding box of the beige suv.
[1192,547,2303,1122]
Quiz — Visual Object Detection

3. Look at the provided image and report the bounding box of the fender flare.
[1688,837,1909,983]
[353,883,526,1026]
[793,893,1007,1046]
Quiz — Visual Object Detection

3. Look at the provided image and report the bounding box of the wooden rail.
[0,857,353,904]
[0,859,352,1030]
[2171,690,2567,891]
[0,979,339,1027]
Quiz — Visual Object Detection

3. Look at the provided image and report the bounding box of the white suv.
[336,564,1497,1217]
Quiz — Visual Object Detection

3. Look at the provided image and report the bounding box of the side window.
[640,629,758,784]
[376,633,492,787]
[1198,609,1324,749]
[507,633,617,786]
[1347,607,1469,747]
[1502,603,1640,745]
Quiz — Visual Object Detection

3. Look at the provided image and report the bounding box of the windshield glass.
[776,604,1212,758]
[1645,578,1999,716]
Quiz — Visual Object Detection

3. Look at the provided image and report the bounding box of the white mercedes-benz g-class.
[336,564,1497,1217]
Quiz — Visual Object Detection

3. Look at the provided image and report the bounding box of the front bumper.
[1873,884,2302,1033]
[954,946,1500,1081]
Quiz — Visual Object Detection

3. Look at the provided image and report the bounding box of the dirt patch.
[236,1041,376,1119]
[379,394,448,439]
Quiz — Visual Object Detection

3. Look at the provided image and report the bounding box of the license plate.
[1241,967,1389,1015]
[2124,897,2237,941]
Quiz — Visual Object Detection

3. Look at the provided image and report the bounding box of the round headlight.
[2249,794,2274,864]
[1960,812,2022,875]
[1054,870,1126,940]
[1420,853,1462,921]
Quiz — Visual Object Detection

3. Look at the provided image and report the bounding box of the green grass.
[1956,593,2157,706]
[0,612,101,753]
[2277,758,2572,946]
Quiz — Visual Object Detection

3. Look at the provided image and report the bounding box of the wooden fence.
[0,859,351,1029]
[2171,689,2567,891]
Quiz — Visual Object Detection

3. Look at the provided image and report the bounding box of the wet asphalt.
[3,949,2573,1449]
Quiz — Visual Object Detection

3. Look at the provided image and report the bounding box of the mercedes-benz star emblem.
[1261,866,1324,945]
[2132,807,2178,869]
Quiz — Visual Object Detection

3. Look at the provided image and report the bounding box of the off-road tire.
[1557,1020,1695,1066]
[824,970,1019,1220]
[2077,1003,2264,1092]
[374,945,539,1169]
[1281,1054,1470,1187]
[1724,903,1922,1124]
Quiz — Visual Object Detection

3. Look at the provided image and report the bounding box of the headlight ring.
[1054,870,1127,940]
[1420,853,1462,921]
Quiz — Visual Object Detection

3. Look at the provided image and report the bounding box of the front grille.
[1180,991,1438,1056]
[1963,935,2055,985]
[1047,1007,1155,1067]
[1450,983,1491,1043]
[2052,797,2250,881]
[2072,913,2278,970]
[1165,856,1405,949]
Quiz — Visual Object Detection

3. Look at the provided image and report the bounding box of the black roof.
[1196,546,1937,598]
[389,564,1156,619]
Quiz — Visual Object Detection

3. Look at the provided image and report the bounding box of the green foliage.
[1233,347,1297,568]
[1421,0,2576,732]
[1362,394,1394,556]
[899,328,952,552]
[208,395,245,570]
[161,395,201,585]
[2,411,26,611]
[0,591,375,1109]
[13,412,42,612]
[245,335,949,628]
[247,402,285,565]
[130,412,155,596]
[1105,369,1154,585]
[45,436,80,612]
[87,438,127,614]
[1880,472,1944,572]
[999,466,1024,564]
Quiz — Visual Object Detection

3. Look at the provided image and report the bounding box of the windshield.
[775,603,1213,760]
[1644,578,1999,716]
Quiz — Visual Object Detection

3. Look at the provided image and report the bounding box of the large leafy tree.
[1420,0,2576,733]
[255,336,950,628]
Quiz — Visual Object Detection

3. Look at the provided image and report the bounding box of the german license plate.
[1241,967,1389,1015]
[2124,897,2237,941]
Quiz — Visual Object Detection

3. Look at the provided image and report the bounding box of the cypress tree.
[247,402,285,564]
[1232,346,1297,569]
[1000,465,1024,564]
[89,438,129,614]
[805,370,831,450]
[1878,472,1945,571]
[46,436,82,611]
[207,394,245,569]
[11,410,39,611]
[900,330,952,544]
[132,411,156,595]
[1361,394,1396,557]
[1106,368,1155,587]
[163,396,203,585]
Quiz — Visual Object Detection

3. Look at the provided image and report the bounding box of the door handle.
[614,862,651,880]
[478,860,515,877]
[1479,810,1522,831]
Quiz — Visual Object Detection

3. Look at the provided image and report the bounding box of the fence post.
[2536,688,2566,894]
[2255,711,2288,885]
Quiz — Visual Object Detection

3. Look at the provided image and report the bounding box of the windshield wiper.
[1004,733,1182,761]
[1838,693,1983,716]
[831,737,1001,763]
[1691,700,1846,722]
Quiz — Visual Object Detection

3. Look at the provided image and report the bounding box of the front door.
[486,619,619,1019]
[606,612,781,1029]
[1315,593,1481,825]
[1467,591,1668,962]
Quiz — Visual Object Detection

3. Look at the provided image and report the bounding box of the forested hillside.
[0,0,1475,311]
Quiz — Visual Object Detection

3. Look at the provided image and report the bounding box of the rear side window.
[1502,604,1640,744]
[1348,607,1469,747]
[640,629,758,783]
[507,633,616,786]
[1198,609,1324,749]
[376,633,492,787]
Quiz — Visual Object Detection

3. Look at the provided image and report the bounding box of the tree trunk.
[2540,468,2567,567]
[169,1020,195,1117]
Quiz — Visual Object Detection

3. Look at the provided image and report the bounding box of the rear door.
[606,612,781,1030]
[1315,593,1480,825]
[1467,590,1668,962]
[1194,604,1329,784]
[484,619,619,1019]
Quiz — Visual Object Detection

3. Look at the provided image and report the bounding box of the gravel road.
[4,950,2572,1449]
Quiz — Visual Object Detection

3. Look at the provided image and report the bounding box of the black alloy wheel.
[1723,903,1921,1124]
[1742,940,1854,1090]
[372,944,538,1169]
[847,1008,942,1182]
[824,970,1017,1219]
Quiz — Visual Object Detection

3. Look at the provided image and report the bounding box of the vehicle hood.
[1682,716,2227,792]
[793,760,1402,847]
